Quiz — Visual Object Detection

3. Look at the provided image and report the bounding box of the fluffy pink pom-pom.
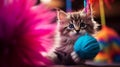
[0,0,56,66]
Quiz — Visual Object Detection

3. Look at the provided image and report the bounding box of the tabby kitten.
[48,9,99,65]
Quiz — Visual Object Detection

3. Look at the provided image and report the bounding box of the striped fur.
[50,9,99,65]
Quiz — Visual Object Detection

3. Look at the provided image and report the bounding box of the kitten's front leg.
[71,51,80,63]
[54,51,76,65]
[71,51,85,64]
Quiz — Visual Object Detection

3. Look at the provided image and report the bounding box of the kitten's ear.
[80,9,87,17]
[57,10,67,20]
[80,8,91,17]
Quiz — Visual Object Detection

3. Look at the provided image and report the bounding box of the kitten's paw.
[71,51,80,63]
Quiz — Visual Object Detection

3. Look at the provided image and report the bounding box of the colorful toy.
[94,0,120,63]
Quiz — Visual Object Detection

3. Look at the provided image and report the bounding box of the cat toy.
[94,0,120,63]
[0,0,56,66]
[66,0,72,12]
[73,0,100,60]
[74,33,100,60]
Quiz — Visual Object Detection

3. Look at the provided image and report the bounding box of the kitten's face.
[57,10,97,37]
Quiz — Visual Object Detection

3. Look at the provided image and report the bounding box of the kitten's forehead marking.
[67,12,81,21]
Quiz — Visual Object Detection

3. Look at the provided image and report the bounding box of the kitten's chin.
[79,30,86,35]
[69,32,80,37]
[75,33,81,35]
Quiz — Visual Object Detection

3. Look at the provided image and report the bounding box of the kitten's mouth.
[75,30,80,33]
[75,30,86,35]
[75,33,81,35]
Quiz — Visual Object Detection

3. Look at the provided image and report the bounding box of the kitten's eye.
[80,23,86,28]
[69,24,74,28]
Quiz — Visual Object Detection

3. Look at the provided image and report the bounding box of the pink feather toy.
[0,0,56,66]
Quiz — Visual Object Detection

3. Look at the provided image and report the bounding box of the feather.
[0,0,56,66]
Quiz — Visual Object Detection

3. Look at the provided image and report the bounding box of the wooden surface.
[48,61,120,67]
[48,64,120,67]
[48,65,120,67]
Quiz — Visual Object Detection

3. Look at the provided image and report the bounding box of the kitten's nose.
[76,30,79,33]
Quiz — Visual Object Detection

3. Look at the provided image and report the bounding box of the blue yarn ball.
[74,33,100,60]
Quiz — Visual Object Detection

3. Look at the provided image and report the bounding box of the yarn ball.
[74,33,100,60]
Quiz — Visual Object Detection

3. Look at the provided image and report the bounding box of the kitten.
[48,9,99,65]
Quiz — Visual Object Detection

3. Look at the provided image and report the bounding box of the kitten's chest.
[56,36,79,54]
